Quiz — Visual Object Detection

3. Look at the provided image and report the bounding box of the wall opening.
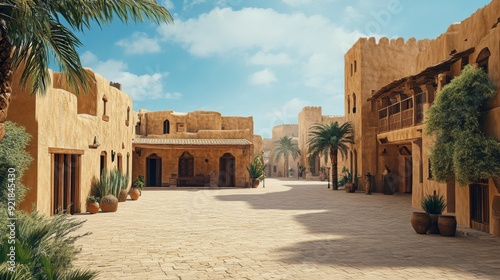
[163,119,170,134]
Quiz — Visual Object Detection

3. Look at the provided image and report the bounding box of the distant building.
[346,0,500,235]
[263,124,298,178]
[133,110,261,188]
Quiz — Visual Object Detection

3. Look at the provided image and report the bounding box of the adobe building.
[298,106,346,180]
[262,124,299,178]
[9,67,134,216]
[346,0,500,235]
[132,110,261,188]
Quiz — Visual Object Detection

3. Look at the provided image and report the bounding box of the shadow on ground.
[215,179,500,278]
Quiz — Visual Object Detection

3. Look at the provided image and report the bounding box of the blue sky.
[75,0,491,138]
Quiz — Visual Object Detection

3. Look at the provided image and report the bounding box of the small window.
[350,64,353,77]
[102,95,109,122]
[117,153,123,172]
[347,95,351,114]
[354,60,357,73]
[163,119,170,134]
[177,123,185,132]
[352,93,357,114]
[125,106,130,126]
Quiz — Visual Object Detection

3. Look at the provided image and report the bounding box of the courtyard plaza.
[73,178,500,279]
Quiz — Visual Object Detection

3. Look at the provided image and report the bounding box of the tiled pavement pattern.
[73,179,500,279]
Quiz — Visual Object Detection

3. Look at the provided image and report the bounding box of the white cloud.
[116,32,161,55]
[343,6,362,20]
[165,92,183,99]
[248,51,294,66]
[162,0,175,10]
[157,7,365,93]
[280,0,313,6]
[249,68,277,86]
[80,51,175,101]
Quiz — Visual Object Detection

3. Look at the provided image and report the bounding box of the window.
[178,151,194,177]
[348,96,351,114]
[177,123,185,132]
[126,152,130,176]
[102,95,109,122]
[163,119,170,134]
[354,60,357,73]
[126,106,130,126]
[117,153,123,172]
[100,151,107,177]
[350,64,353,76]
[476,48,490,73]
[352,93,357,114]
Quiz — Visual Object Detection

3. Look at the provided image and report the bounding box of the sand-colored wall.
[348,0,500,234]
[10,67,134,216]
[132,146,252,188]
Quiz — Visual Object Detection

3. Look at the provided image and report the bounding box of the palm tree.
[307,122,353,190]
[273,135,301,177]
[0,0,173,141]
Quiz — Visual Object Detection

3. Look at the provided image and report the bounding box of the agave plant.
[247,162,266,179]
[421,190,447,214]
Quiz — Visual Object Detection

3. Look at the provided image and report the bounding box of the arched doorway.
[146,153,162,187]
[219,153,235,187]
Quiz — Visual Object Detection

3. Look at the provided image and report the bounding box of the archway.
[219,153,235,187]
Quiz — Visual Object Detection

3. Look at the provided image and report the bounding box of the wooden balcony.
[378,93,425,134]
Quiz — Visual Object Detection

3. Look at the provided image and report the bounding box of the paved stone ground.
[73,179,500,280]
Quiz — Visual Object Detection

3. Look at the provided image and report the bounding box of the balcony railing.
[378,92,425,133]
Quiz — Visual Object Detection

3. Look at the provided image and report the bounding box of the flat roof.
[132,138,252,146]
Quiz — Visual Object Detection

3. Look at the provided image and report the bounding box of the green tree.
[307,122,353,190]
[426,65,500,186]
[0,0,174,140]
[273,136,301,177]
[0,121,32,207]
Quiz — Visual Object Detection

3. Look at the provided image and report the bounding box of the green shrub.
[426,65,500,185]
[0,211,97,279]
[0,121,33,207]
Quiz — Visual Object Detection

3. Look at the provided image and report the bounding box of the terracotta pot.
[438,215,457,237]
[130,188,141,200]
[428,213,441,234]
[118,189,128,202]
[87,202,99,214]
[252,178,260,188]
[345,183,355,193]
[411,212,431,234]
[100,195,118,212]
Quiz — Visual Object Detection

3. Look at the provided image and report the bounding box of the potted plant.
[298,165,306,178]
[86,196,100,214]
[247,162,266,188]
[130,175,144,200]
[339,167,355,193]
[100,194,119,212]
[421,190,446,234]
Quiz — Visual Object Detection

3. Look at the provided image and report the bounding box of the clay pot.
[118,189,128,202]
[411,212,431,234]
[100,195,118,212]
[129,188,141,200]
[87,202,100,214]
[345,183,355,193]
[252,179,260,188]
[428,213,441,234]
[438,215,457,237]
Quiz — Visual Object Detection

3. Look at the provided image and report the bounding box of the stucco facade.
[298,106,346,181]
[132,110,260,188]
[263,124,299,178]
[346,0,500,235]
[9,67,134,216]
